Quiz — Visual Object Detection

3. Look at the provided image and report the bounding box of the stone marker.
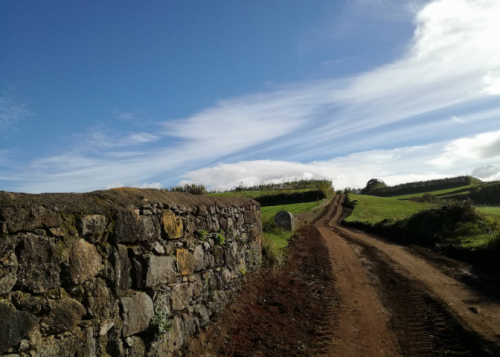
[274,211,294,231]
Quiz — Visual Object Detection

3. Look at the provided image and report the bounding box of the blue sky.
[1,0,500,193]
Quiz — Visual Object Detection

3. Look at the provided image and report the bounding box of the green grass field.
[389,185,475,199]
[345,194,432,225]
[476,206,500,224]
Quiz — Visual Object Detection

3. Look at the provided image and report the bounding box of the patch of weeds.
[196,230,209,241]
[150,306,173,338]
[215,232,225,246]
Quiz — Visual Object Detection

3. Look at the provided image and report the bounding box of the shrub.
[150,306,173,338]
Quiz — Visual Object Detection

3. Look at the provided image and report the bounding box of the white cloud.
[427,131,500,168]
[104,182,125,189]
[472,164,500,180]
[3,0,500,193]
[451,116,465,124]
[183,130,500,190]
[139,182,163,189]
[482,71,500,95]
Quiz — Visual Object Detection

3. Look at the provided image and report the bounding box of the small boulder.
[0,252,18,294]
[0,302,38,354]
[176,249,195,276]
[162,210,183,239]
[76,215,107,243]
[114,211,160,244]
[69,239,103,285]
[42,298,86,335]
[120,292,154,337]
[0,206,62,233]
[16,234,60,293]
[172,283,193,311]
[145,256,176,287]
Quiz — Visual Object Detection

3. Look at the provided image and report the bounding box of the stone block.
[0,206,62,233]
[114,211,160,244]
[162,210,183,239]
[0,302,38,354]
[172,283,193,311]
[120,292,154,337]
[76,215,107,243]
[176,249,195,276]
[16,234,60,293]
[112,244,132,294]
[70,239,103,285]
[42,298,86,335]
[0,251,18,294]
[145,256,176,287]
[193,245,205,272]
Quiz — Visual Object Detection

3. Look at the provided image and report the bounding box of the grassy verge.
[261,200,326,268]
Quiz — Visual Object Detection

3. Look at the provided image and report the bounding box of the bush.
[150,306,173,338]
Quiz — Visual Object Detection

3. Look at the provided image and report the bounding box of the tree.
[361,178,386,195]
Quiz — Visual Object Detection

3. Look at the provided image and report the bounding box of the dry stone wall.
[0,188,262,357]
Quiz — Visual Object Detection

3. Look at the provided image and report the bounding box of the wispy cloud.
[0,87,32,131]
[2,0,500,193]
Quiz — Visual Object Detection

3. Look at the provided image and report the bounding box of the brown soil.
[181,196,500,356]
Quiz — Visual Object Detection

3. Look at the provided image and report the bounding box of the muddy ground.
[180,196,500,356]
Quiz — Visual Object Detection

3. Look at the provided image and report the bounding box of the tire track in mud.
[335,227,496,356]
[295,225,338,356]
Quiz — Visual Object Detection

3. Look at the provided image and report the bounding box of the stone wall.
[0,188,262,357]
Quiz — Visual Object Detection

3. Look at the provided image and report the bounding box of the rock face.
[120,292,154,337]
[0,189,262,356]
[274,211,294,231]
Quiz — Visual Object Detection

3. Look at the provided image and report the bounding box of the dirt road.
[182,195,500,356]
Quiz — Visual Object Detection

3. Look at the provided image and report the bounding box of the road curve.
[315,195,499,356]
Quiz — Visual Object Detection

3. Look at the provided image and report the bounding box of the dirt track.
[182,195,500,356]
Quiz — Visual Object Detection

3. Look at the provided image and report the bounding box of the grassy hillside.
[344,194,432,224]
[366,176,480,197]
[390,185,475,199]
